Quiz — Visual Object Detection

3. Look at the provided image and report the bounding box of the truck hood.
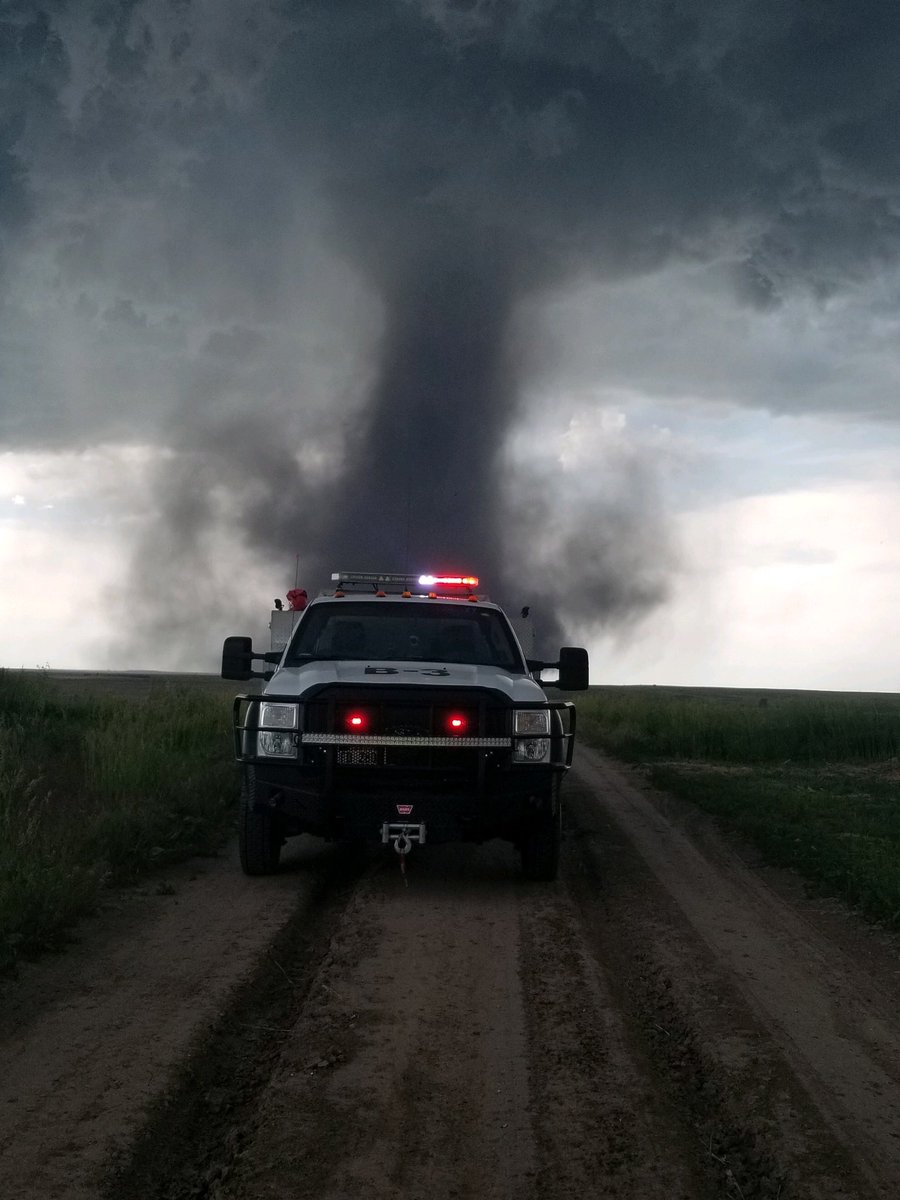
[266,660,548,703]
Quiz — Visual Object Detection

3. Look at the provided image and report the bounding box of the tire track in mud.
[0,839,363,1200]
[210,845,706,1200]
[563,799,807,1199]
[217,846,537,1200]
[516,879,703,1200]
[100,845,372,1200]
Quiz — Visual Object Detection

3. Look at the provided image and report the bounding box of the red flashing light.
[418,574,479,588]
[446,713,468,735]
[345,712,368,732]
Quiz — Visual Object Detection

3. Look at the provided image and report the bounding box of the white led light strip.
[300,733,510,748]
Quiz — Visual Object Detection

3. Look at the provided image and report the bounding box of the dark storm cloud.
[3,0,900,657]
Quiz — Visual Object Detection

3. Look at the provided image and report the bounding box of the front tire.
[239,768,282,875]
[520,784,562,882]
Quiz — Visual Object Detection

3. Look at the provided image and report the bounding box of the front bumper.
[232,689,575,842]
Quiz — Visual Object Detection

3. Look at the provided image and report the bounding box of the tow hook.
[394,831,412,856]
[381,821,426,882]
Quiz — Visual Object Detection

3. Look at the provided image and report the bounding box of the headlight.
[257,702,299,758]
[514,709,550,735]
[513,738,550,763]
[513,708,550,763]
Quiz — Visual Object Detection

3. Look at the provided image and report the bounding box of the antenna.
[403,416,411,572]
[404,480,411,573]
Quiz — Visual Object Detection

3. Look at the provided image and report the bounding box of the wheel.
[520,785,562,882]
[238,768,282,875]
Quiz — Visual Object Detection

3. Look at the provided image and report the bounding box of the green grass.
[577,686,900,764]
[0,671,238,972]
[576,686,900,926]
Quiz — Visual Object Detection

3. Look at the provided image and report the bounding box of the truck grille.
[304,685,510,772]
[305,690,508,734]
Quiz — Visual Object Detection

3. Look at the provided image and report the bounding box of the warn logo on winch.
[396,804,414,816]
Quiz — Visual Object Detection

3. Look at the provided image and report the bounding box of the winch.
[381,821,427,854]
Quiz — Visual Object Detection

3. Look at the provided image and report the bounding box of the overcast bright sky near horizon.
[3,1,900,690]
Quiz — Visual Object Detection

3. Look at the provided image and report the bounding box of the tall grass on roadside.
[0,727,101,970]
[80,688,237,880]
[578,686,900,765]
[576,686,900,927]
[0,671,238,972]
[651,764,900,926]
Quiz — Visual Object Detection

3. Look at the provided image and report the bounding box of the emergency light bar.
[329,571,484,597]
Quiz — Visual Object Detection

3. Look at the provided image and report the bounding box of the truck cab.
[222,571,589,880]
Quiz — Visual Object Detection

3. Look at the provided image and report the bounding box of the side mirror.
[558,646,589,691]
[222,636,254,681]
[222,637,283,680]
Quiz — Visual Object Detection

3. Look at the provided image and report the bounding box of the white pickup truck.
[221,571,589,880]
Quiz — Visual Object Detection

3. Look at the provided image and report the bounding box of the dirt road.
[1,745,898,1199]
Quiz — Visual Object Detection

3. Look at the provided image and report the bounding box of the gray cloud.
[3,1,900,662]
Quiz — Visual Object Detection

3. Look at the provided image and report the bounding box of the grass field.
[576,686,900,927]
[0,670,238,972]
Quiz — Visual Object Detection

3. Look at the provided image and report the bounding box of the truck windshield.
[284,602,525,672]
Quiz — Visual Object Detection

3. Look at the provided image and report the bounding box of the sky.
[2,0,900,690]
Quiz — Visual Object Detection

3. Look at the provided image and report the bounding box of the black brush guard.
[232,688,576,793]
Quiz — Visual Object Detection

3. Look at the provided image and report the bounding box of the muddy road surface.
[1,745,899,1200]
